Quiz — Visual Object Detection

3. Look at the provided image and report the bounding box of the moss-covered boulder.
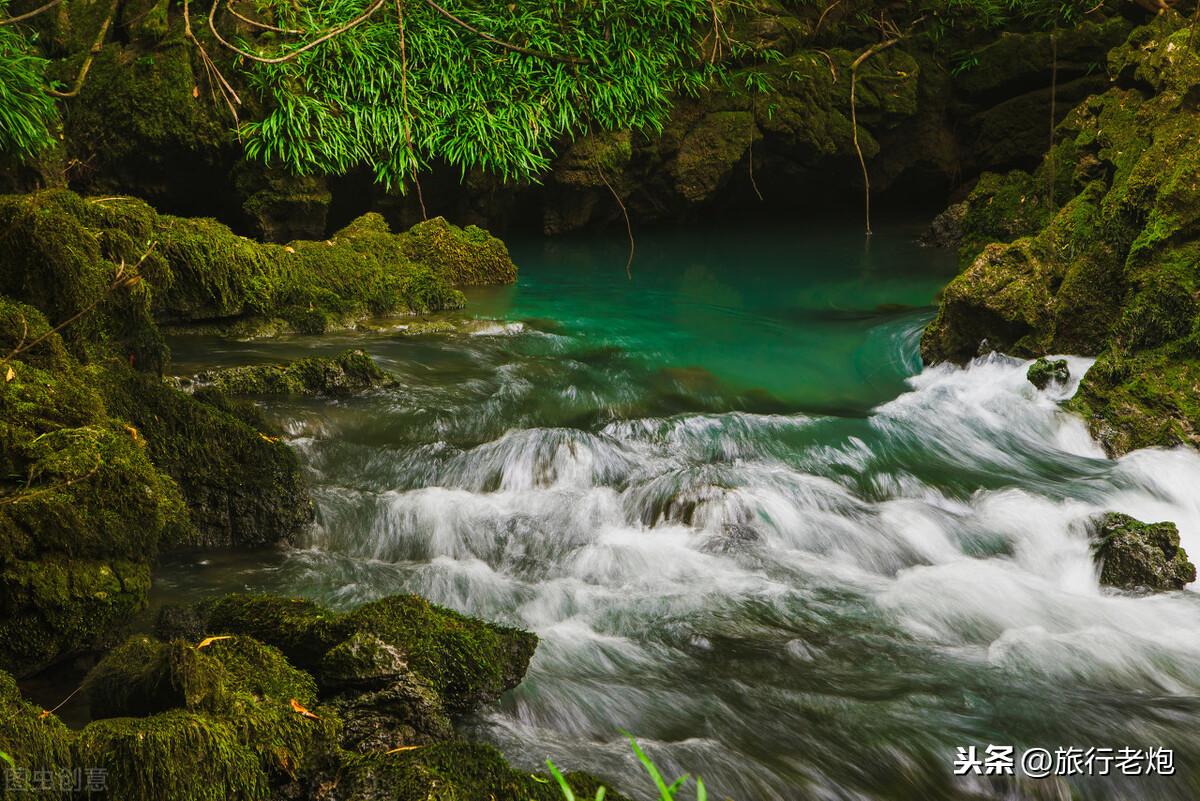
[186,350,394,398]
[97,366,313,548]
[1027,357,1069,390]
[923,14,1200,454]
[78,634,341,800]
[0,190,514,339]
[199,594,537,715]
[0,559,150,679]
[0,670,73,800]
[0,305,189,675]
[1093,513,1196,592]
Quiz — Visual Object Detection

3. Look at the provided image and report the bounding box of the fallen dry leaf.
[385,745,422,754]
[196,635,233,649]
[4,366,14,382]
[291,698,321,720]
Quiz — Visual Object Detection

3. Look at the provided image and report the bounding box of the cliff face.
[922,15,1200,456]
[3,0,1136,237]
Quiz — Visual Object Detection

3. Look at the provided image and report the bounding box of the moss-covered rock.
[74,712,270,801]
[0,558,150,678]
[0,670,73,800]
[671,110,759,204]
[0,190,513,340]
[201,593,537,716]
[234,166,332,243]
[97,366,312,548]
[1093,512,1196,592]
[924,14,1200,453]
[1026,357,1069,389]
[79,634,341,797]
[186,350,394,398]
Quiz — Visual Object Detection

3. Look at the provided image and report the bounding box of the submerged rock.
[1026,357,1069,390]
[187,350,395,398]
[1094,513,1196,592]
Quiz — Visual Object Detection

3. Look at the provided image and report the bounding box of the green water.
[159,220,1200,801]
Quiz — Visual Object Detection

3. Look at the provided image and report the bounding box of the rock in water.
[1027,357,1070,390]
[1094,513,1196,592]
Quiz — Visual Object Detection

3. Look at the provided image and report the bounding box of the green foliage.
[0,10,56,160]
[547,735,706,801]
[235,0,717,189]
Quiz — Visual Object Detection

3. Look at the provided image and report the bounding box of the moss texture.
[201,593,537,715]
[1026,357,1069,390]
[186,349,394,398]
[0,672,74,800]
[1093,512,1196,592]
[97,366,312,548]
[923,15,1200,454]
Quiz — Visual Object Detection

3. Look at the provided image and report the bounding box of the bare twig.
[0,0,62,26]
[813,49,838,81]
[47,0,118,98]
[421,0,586,65]
[223,0,306,35]
[0,453,102,506]
[1,245,154,369]
[207,0,385,64]
[596,167,634,280]
[850,37,900,236]
[701,0,726,63]
[183,0,242,122]
[814,0,842,36]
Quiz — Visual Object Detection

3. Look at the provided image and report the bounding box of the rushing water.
[161,220,1200,801]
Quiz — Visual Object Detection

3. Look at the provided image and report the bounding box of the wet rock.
[201,593,537,715]
[1027,357,1069,389]
[187,350,395,398]
[1094,513,1196,592]
[920,201,967,248]
[98,366,314,549]
[330,669,454,752]
[235,166,332,243]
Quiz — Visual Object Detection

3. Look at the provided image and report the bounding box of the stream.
[159,220,1200,801]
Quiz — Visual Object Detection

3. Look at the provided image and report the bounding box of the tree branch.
[849,37,900,236]
[207,0,386,64]
[46,0,117,98]
[0,0,62,26]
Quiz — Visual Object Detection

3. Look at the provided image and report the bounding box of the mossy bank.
[922,12,1200,456]
[0,189,516,678]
